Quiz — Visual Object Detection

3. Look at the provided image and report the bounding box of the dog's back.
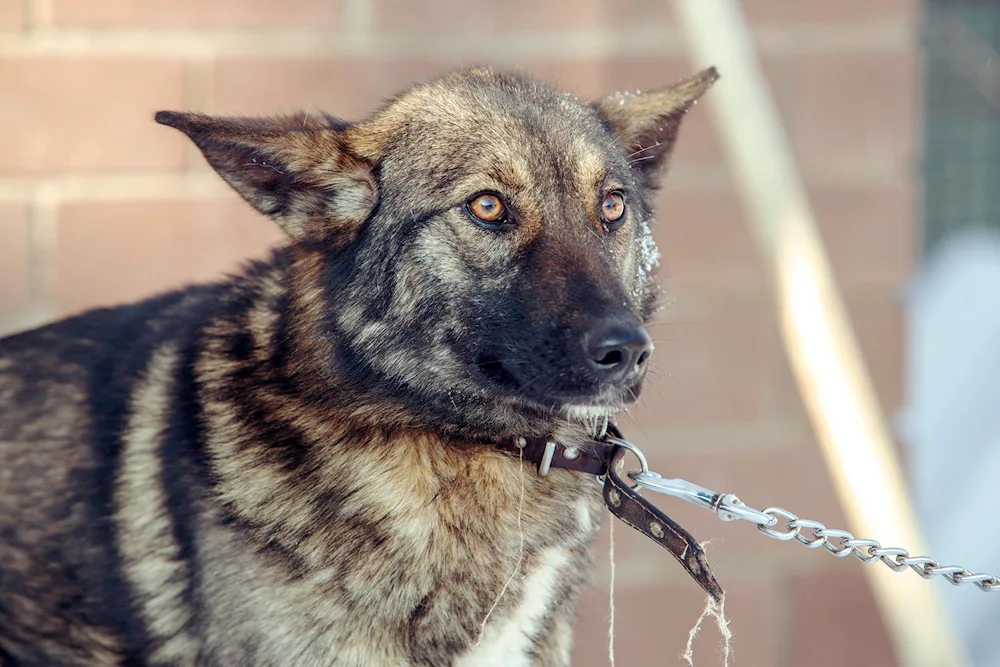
[0,284,228,664]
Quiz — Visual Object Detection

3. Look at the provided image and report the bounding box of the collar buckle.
[537,440,557,476]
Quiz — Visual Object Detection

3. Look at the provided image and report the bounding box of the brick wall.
[0,0,920,664]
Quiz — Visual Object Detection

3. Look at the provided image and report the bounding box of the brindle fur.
[0,66,717,666]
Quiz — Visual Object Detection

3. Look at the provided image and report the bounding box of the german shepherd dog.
[0,65,717,666]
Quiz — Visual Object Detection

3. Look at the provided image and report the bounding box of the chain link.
[622,440,1000,594]
[758,507,1000,592]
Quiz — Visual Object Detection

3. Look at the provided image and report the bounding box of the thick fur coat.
[0,66,717,666]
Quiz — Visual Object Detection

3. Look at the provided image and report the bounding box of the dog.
[0,65,717,666]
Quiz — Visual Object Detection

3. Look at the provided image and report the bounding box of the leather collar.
[492,424,724,603]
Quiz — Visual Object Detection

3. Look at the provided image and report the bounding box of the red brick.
[50,0,342,29]
[372,0,671,35]
[742,0,918,27]
[53,195,284,316]
[789,51,918,181]
[573,576,782,667]
[627,298,783,428]
[0,57,186,174]
[791,572,896,666]
[0,201,32,320]
[653,186,768,296]
[812,183,917,292]
[0,0,26,30]
[211,57,378,122]
[846,295,906,414]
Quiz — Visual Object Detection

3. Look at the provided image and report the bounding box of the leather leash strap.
[493,426,723,603]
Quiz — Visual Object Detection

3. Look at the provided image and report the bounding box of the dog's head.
[157,66,717,437]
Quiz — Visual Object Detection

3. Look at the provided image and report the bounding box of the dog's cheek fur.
[328,207,524,419]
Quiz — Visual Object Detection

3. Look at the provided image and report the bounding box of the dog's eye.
[466,193,508,226]
[600,191,626,227]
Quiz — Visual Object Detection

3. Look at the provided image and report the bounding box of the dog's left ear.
[594,67,719,181]
[155,111,377,249]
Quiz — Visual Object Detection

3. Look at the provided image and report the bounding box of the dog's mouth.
[474,353,638,417]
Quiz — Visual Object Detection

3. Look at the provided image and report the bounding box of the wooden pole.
[671,1,968,665]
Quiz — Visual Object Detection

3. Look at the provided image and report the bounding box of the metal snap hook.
[605,437,649,490]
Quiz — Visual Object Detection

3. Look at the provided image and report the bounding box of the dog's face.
[157,66,717,435]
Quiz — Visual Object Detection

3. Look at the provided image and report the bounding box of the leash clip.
[628,471,775,525]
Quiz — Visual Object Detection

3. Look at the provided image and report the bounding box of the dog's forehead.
[371,69,621,180]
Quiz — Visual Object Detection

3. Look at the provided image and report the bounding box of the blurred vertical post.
[671,1,967,665]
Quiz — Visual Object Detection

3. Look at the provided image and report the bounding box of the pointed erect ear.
[155,111,378,248]
[594,67,719,181]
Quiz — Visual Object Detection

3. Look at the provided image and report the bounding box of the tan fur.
[115,343,198,665]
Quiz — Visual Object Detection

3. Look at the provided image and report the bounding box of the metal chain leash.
[618,448,1000,593]
[756,506,1000,592]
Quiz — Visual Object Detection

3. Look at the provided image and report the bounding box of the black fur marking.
[230,391,312,473]
[215,512,310,581]
[405,591,433,638]
[0,645,19,666]
[312,487,360,521]
[342,206,448,322]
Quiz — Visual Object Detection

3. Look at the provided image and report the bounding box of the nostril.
[596,349,624,368]
[584,319,653,381]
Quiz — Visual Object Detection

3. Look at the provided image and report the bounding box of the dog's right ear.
[155,111,378,249]
[594,68,719,182]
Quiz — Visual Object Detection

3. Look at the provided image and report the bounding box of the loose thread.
[474,447,526,647]
[715,597,733,667]
[682,594,712,665]
[608,519,616,666]
[681,594,732,667]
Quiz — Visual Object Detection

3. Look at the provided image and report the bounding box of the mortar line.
[343,0,372,37]
[0,23,913,58]
[27,185,57,312]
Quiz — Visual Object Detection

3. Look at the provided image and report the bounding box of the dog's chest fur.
[193,461,600,667]
[189,430,604,666]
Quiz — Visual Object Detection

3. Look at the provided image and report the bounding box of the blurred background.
[1,0,998,665]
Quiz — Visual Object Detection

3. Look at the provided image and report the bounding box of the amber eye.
[466,193,508,225]
[600,191,626,226]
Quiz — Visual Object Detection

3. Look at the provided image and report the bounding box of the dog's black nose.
[583,320,653,383]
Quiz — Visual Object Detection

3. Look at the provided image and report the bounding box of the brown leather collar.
[493,424,724,603]
[491,434,616,477]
